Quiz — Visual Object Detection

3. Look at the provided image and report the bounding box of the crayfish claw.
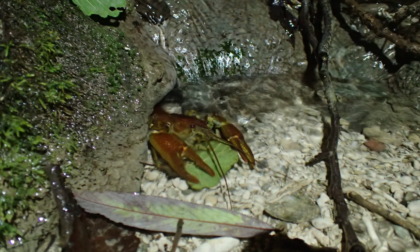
[208,115,256,169]
[149,132,214,183]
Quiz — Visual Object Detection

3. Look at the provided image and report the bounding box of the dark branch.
[343,0,420,57]
[305,1,365,251]
[346,191,420,240]
[171,219,184,252]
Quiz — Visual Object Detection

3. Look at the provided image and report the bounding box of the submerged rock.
[135,0,171,25]
[264,194,320,223]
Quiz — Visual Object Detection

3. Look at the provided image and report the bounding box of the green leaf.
[75,191,274,238]
[72,0,126,18]
[185,141,239,190]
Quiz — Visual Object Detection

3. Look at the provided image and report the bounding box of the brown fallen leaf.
[363,139,386,152]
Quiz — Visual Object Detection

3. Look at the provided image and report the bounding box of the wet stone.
[394,225,411,241]
[387,238,408,252]
[311,217,335,230]
[135,0,171,25]
[264,194,319,223]
[407,199,420,218]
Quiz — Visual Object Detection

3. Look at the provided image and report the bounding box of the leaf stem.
[171,219,184,252]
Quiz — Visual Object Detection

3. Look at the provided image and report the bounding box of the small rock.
[404,192,418,202]
[172,178,188,191]
[135,0,171,25]
[390,183,404,202]
[204,195,218,206]
[394,225,411,240]
[280,139,301,151]
[340,118,350,128]
[345,151,363,160]
[407,133,420,144]
[362,126,401,145]
[311,217,335,230]
[242,190,251,200]
[317,193,331,206]
[144,170,161,181]
[362,126,383,138]
[412,170,420,177]
[398,176,413,186]
[156,236,172,252]
[363,139,386,152]
[264,194,319,223]
[407,199,420,218]
[413,160,420,170]
[193,237,240,252]
[388,238,408,252]
[269,146,281,154]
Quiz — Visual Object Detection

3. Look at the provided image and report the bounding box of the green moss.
[0,25,79,244]
[176,40,245,82]
[0,0,143,246]
[82,28,136,94]
[0,149,45,241]
[103,33,126,94]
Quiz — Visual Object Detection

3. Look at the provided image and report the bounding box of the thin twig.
[346,191,420,240]
[171,219,184,252]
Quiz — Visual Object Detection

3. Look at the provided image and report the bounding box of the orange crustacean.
[148,106,255,184]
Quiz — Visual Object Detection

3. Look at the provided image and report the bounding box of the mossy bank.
[0,0,176,249]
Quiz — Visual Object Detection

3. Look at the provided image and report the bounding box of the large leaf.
[72,0,126,18]
[186,141,239,190]
[75,191,274,238]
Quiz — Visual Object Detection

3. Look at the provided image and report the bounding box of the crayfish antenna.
[205,141,232,210]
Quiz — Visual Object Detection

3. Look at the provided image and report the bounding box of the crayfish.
[148,106,255,184]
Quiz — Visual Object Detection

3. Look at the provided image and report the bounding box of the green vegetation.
[185,141,239,190]
[0,0,148,246]
[102,32,128,94]
[72,0,126,18]
[0,28,78,244]
[176,40,245,82]
[0,0,141,244]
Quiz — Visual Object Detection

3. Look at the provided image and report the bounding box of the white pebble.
[388,238,407,252]
[156,235,172,252]
[398,176,413,185]
[193,237,240,252]
[407,200,420,218]
[144,170,161,181]
[311,228,331,247]
[317,193,331,206]
[204,195,218,206]
[413,160,420,170]
[242,190,251,200]
[345,152,362,161]
[311,217,335,230]
[393,189,404,203]
[412,170,420,177]
[172,178,189,191]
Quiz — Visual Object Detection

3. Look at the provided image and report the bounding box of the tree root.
[342,0,420,57]
[303,0,365,251]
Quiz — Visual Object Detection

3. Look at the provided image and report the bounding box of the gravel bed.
[136,76,420,252]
